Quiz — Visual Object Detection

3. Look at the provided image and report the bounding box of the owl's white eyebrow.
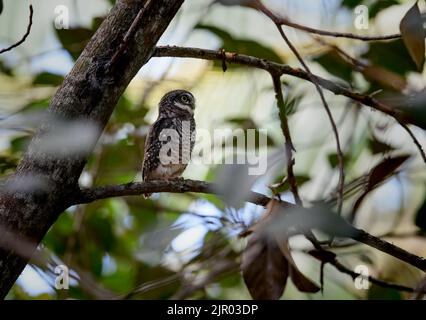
[174,101,194,115]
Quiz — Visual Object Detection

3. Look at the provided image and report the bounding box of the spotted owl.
[142,90,196,197]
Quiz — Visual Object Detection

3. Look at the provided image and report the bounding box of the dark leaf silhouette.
[55,27,94,60]
[241,232,288,300]
[369,0,399,18]
[400,2,425,71]
[368,283,403,300]
[368,137,395,155]
[33,72,64,86]
[275,236,320,293]
[362,39,418,76]
[368,155,410,189]
[270,175,311,194]
[414,196,426,231]
[328,152,350,168]
[351,155,410,221]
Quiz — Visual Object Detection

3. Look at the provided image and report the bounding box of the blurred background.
[0,0,425,299]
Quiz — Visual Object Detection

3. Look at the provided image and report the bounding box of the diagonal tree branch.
[244,0,401,41]
[153,46,424,130]
[72,179,426,273]
[153,46,426,162]
[309,250,426,294]
[75,179,271,207]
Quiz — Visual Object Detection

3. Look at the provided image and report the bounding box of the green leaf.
[0,155,18,173]
[415,196,426,231]
[400,1,425,71]
[86,209,116,252]
[271,175,311,193]
[101,257,136,292]
[196,24,284,64]
[95,139,140,185]
[10,136,30,153]
[368,284,403,300]
[369,0,399,18]
[55,27,94,60]
[112,95,149,125]
[226,117,257,128]
[43,212,74,256]
[242,232,289,299]
[33,72,64,86]
[87,242,104,277]
[314,51,353,83]
[362,39,418,76]
[341,0,363,8]
[367,137,395,154]
[0,60,12,75]
[20,97,50,113]
[282,92,303,116]
[327,152,350,168]
[91,16,105,30]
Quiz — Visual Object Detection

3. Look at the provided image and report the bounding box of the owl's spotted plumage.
[142,90,196,197]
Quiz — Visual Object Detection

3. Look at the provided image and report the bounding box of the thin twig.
[72,179,426,273]
[309,250,425,294]
[0,5,34,54]
[153,46,424,129]
[274,24,345,215]
[270,73,302,205]
[398,121,426,163]
[313,37,426,163]
[276,18,400,41]
[247,0,401,41]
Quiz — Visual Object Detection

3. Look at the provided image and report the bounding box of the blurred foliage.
[342,0,401,18]
[55,27,94,60]
[415,196,426,232]
[0,0,425,301]
[368,284,403,300]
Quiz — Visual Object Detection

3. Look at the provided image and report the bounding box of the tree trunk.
[0,0,184,298]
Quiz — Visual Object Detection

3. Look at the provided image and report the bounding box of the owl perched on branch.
[142,90,196,198]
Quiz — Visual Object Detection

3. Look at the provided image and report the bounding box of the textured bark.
[0,0,184,298]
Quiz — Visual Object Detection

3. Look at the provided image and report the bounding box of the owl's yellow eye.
[180,95,190,104]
